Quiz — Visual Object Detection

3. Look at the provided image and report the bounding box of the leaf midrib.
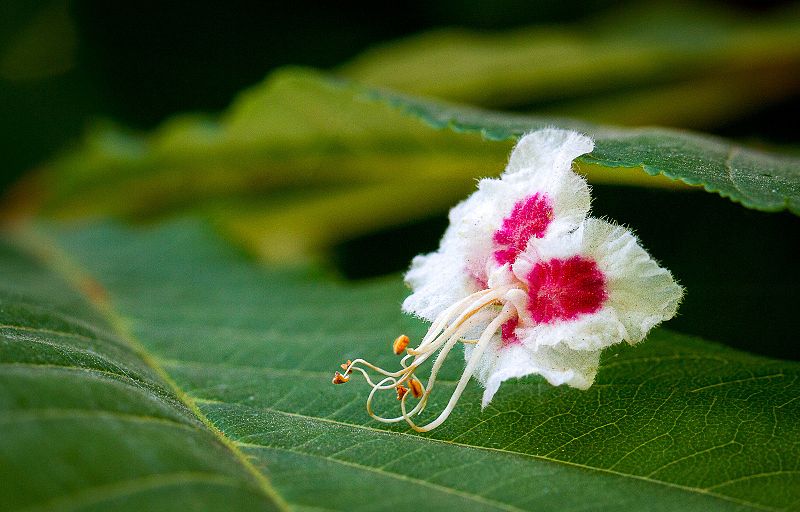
[0,408,197,431]
[16,228,292,512]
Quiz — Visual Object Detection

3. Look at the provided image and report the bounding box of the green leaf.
[0,228,287,511]
[17,68,511,219]
[2,220,798,511]
[7,68,676,261]
[373,88,800,214]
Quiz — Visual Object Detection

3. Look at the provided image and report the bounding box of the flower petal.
[402,249,481,321]
[514,218,684,350]
[468,340,601,407]
[505,128,594,180]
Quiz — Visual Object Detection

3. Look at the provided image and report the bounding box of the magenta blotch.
[500,316,520,346]
[526,255,607,323]
[493,193,554,265]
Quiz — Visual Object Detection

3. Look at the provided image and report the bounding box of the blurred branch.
[340,3,800,129]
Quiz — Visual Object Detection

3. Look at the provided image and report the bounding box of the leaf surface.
[0,227,286,512]
[373,89,800,214]
[1,220,798,511]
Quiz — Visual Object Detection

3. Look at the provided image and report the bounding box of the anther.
[392,334,410,355]
[409,377,424,398]
[396,385,408,400]
[340,360,352,373]
[332,371,350,384]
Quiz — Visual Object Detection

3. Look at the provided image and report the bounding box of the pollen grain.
[393,334,410,355]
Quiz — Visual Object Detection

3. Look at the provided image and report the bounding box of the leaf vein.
[0,408,197,431]
[195,398,780,511]
[236,441,527,512]
[13,471,246,512]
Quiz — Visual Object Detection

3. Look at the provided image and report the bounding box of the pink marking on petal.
[500,316,520,346]
[526,256,607,324]
[467,267,488,290]
[493,193,554,265]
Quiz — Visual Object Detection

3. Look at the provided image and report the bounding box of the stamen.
[365,321,473,423]
[412,288,495,353]
[336,285,517,430]
[401,304,516,432]
[331,371,349,384]
[407,286,511,357]
[392,334,410,355]
[395,385,408,400]
[409,377,423,398]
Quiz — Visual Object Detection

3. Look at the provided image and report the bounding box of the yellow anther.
[332,371,350,384]
[395,385,408,400]
[409,377,424,398]
[340,360,353,373]
[393,334,410,355]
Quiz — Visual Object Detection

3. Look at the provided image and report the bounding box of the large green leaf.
[2,220,798,511]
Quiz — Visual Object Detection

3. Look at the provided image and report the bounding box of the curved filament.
[336,286,516,431]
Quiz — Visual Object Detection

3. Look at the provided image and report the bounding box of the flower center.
[526,256,607,323]
[500,316,520,346]
[493,193,554,265]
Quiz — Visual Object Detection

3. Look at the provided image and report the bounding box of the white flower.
[403,128,593,321]
[334,128,683,432]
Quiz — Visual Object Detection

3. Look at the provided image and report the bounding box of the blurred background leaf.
[341,3,800,128]
[7,68,709,249]
[6,67,797,256]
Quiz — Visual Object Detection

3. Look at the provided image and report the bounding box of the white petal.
[514,218,684,350]
[456,169,592,249]
[402,249,480,321]
[401,190,499,321]
[515,309,627,351]
[582,219,683,344]
[505,128,594,179]
[469,340,601,407]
